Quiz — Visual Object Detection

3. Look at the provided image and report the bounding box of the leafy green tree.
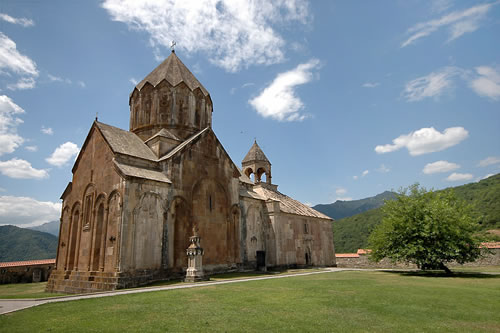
[368,184,482,273]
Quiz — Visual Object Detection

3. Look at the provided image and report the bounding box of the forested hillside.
[313,191,395,220]
[0,225,58,262]
[332,174,500,253]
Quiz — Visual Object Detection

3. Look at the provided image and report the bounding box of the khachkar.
[185,226,207,282]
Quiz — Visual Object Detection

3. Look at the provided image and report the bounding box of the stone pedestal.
[185,227,208,282]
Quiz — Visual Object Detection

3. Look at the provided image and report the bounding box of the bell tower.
[242,140,272,184]
[129,50,213,141]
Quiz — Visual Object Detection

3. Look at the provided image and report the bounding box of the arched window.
[92,203,105,271]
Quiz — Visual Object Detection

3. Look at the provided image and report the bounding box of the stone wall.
[336,248,500,269]
[270,211,335,268]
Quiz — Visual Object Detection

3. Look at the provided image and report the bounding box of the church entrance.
[305,247,312,266]
[256,251,266,270]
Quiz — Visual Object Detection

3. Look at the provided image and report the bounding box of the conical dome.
[242,140,272,184]
[129,51,213,141]
[242,140,270,164]
[135,51,209,96]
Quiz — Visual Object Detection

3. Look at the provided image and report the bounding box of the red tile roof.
[480,242,500,249]
[0,259,55,268]
[357,249,372,255]
[335,253,359,258]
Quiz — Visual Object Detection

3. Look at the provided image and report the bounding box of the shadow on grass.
[381,270,500,279]
[139,268,323,287]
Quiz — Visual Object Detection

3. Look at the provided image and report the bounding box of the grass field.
[0,268,326,299]
[0,282,65,299]
[1,270,499,332]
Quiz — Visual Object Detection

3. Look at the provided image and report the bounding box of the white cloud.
[129,77,138,85]
[469,66,500,100]
[249,59,320,121]
[423,160,460,174]
[375,126,468,156]
[0,95,25,156]
[336,187,347,196]
[377,164,390,173]
[0,13,34,27]
[7,77,36,90]
[478,156,500,167]
[0,195,61,227]
[362,82,380,88]
[0,32,38,89]
[362,170,369,177]
[334,187,352,201]
[46,142,80,167]
[48,74,72,84]
[41,126,54,135]
[446,172,473,181]
[402,3,496,47]
[431,0,453,14]
[230,82,254,95]
[77,81,86,88]
[403,67,461,101]
[25,145,37,152]
[102,0,310,72]
[0,158,48,179]
[353,175,358,180]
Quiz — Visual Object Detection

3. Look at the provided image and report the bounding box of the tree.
[368,184,482,273]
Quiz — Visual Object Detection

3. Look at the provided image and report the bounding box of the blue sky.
[0,0,499,227]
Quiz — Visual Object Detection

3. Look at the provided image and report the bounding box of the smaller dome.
[242,141,270,164]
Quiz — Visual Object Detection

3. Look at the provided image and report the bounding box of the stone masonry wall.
[336,248,500,269]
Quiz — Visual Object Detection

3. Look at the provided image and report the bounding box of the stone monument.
[185,226,207,282]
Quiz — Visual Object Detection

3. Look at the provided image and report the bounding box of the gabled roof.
[253,185,332,220]
[96,122,157,161]
[114,160,171,184]
[242,140,270,164]
[145,128,181,143]
[135,51,209,96]
[158,127,210,162]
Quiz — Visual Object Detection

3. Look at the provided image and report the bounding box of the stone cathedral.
[47,51,335,294]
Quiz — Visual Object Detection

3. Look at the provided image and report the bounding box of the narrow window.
[84,194,93,226]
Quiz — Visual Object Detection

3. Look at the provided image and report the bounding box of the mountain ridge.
[0,225,58,262]
[313,190,396,220]
[28,220,60,236]
[330,174,500,253]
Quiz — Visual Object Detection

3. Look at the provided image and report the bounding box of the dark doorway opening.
[256,251,266,270]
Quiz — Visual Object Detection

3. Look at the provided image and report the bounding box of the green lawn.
[0,282,65,299]
[1,270,499,332]
[0,269,319,299]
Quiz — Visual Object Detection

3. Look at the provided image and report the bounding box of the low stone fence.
[335,243,500,269]
[0,259,55,284]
